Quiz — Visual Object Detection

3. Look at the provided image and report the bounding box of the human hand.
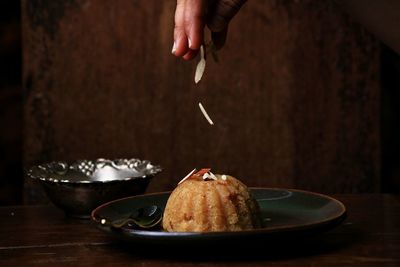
[172,0,247,60]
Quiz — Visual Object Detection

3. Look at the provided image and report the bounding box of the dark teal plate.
[91,188,346,245]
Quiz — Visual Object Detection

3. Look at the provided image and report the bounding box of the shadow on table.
[107,223,365,261]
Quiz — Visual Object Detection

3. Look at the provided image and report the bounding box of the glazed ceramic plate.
[91,188,346,246]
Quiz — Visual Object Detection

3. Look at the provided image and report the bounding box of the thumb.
[207,0,247,32]
[211,27,228,50]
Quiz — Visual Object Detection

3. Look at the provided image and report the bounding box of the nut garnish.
[194,45,206,84]
[178,168,197,185]
[195,168,211,177]
[203,171,217,181]
[178,169,225,184]
[199,102,214,125]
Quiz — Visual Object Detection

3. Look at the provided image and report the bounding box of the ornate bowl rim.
[27,158,162,184]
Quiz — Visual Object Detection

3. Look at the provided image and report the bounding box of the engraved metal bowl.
[27,158,162,218]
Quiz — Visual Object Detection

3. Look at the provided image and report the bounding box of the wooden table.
[0,194,399,266]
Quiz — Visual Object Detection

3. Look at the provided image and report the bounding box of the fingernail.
[188,37,192,49]
[171,41,177,54]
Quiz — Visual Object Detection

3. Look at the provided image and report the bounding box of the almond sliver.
[199,102,214,125]
[208,171,217,180]
[194,45,206,84]
[178,168,197,184]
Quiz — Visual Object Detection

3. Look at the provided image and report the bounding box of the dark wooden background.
[22,0,383,203]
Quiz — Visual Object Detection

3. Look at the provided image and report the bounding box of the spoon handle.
[110,218,136,228]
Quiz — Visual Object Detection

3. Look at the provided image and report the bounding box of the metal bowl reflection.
[27,158,162,219]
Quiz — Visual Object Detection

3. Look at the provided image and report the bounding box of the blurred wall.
[21,0,382,204]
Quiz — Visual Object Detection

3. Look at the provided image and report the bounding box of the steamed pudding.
[162,169,262,232]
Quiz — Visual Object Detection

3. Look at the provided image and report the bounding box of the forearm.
[335,0,400,54]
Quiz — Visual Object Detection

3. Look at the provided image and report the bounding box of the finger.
[173,0,189,56]
[184,0,207,50]
[207,0,247,32]
[211,27,228,50]
[182,49,199,61]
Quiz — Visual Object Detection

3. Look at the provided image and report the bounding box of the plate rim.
[91,187,347,237]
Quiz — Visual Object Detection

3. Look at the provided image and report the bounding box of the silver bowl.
[27,158,162,218]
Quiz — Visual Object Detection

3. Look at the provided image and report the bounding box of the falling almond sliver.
[194,45,206,84]
[199,102,214,125]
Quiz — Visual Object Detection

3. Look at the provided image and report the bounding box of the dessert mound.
[162,169,262,232]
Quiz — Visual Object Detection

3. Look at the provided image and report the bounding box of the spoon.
[105,205,163,229]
